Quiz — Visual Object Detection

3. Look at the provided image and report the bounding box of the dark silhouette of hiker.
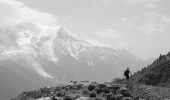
[124,68,132,79]
[124,68,132,88]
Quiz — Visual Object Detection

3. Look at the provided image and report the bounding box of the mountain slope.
[132,51,170,87]
[0,22,144,98]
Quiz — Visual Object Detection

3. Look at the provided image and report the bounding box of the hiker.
[124,68,132,79]
[124,68,132,88]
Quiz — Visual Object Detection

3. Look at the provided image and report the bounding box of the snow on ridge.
[34,64,54,78]
[0,22,121,62]
[85,39,112,48]
[25,56,54,79]
[0,47,27,61]
[0,47,54,79]
[58,27,84,41]
[0,23,62,63]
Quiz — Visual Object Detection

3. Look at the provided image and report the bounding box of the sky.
[0,0,170,60]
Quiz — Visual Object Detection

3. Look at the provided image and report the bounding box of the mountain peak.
[57,27,84,42]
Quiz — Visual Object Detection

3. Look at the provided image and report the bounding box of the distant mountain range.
[0,22,149,99]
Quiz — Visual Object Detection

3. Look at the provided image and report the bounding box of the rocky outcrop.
[12,79,170,100]
[12,81,132,100]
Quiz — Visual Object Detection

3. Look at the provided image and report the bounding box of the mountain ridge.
[0,22,146,99]
[131,51,170,87]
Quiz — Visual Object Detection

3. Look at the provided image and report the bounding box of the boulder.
[88,84,96,91]
[122,97,132,100]
[98,84,107,90]
[36,97,50,100]
[89,91,97,98]
[95,88,103,94]
[75,97,90,100]
[117,87,131,97]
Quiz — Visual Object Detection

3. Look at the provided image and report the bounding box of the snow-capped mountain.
[0,22,144,98]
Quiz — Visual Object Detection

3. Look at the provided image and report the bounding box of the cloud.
[94,29,127,49]
[121,16,166,35]
[98,0,111,4]
[162,16,170,23]
[123,0,161,5]
[0,0,57,27]
[142,22,165,35]
[121,17,136,29]
[146,3,156,8]
[95,29,123,39]
[91,0,162,6]
[0,0,60,63]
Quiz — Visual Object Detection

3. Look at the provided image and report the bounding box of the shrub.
[89,92,96,98]
[63,96,74,100]
[82,89,89,96]
[88,85,96,91]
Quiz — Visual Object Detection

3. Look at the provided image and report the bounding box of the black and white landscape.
[0,22,148,98]
[0,0,170,99]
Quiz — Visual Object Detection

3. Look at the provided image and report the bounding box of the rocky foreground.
[11,81,170,100]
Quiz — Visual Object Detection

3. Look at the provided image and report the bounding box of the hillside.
[131,51,170,87]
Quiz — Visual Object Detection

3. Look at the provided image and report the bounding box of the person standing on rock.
[124,68,132,88]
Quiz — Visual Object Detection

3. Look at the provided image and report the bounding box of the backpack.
[124,70,129,76]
